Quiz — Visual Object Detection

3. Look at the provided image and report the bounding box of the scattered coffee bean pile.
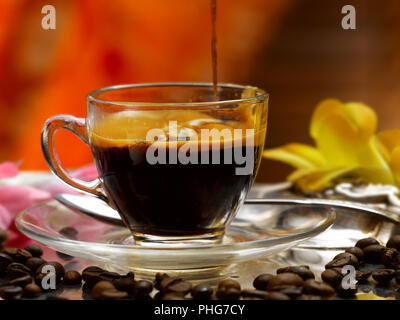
[0,226,399,300]
[320,236,400,299]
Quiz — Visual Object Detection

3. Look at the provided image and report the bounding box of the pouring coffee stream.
[211,0,218,101]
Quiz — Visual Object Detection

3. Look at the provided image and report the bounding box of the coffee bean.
[37,262,65,280]
[92,281,128,300]
[381,248,400,269]
[82,266,104,286]
[0,285,23,300]
[217,279,241,291]
[321,268,343,288]
[49,261,66,279]
[7,262,32,279]
[168,280,191,295]
[264,291,290,300]
[267,273,304,291]
[279,286,303,299]
[134,280,153,297]
[2,236,399,301]
[23,283,41,298]
[25,257,46,273]
[15,249,33,262]
[192,284,214,300]
[334,252,360,266]
[10,275,33,287]
[372,269,395,285]
[152,292,166,300]
[0,253,13,273]
[125,272,135,280]
[336,283,357,298]
[56,251,74,261]
[296,294,322,300]
[253,273,273,290]
[303,279,335,297]
[154,273,170,290]
[387,235,400,251]
[63,270,82,286]
[357,270,372,283]
[112,276,135,293]
[34,272,44,285]
[158,276,177,292]
[216,287,241,300]
[3,248,32,263]
[59,226,78,239]
[83,276,101,288]
[160,277,192,295]
[46,296,69,300]
[3,248,17,256]
[83,266,104,273]
[355,238,379,249]
[242,296,263,300]
[91,281,116,299]
[82,266,104,276]
[241,289,267,299]
[162,292,186,300]
[24,244,43,258]
[363,244,385,263]
[395,270,400,284]
[0,229,8,245]
[99,288,129,300]
[99,271,121,282]
[326,253,359,269]
[345,247,364,262]
[277,265,314,280]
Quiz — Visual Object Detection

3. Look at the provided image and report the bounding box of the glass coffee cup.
[42,83,268,245]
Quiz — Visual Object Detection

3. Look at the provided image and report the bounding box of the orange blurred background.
[1,0,399,182]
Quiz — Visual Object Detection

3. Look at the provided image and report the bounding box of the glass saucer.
[16,200,334,273]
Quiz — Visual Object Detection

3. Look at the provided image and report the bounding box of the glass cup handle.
[41,115,107,201]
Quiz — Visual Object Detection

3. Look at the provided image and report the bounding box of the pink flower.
[0,162,99,248]
[73,164,99,181]
[36,164,99,196]
[0,162,52,247]
[0,161,19,179]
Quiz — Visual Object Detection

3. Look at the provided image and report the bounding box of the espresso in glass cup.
[42,83,268,245]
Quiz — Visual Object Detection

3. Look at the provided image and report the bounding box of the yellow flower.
[263,99,400,193]
[357,291,394,300]
[376,129,400,186]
